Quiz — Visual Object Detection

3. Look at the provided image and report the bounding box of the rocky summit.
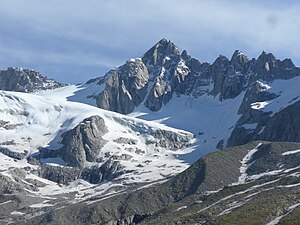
[0,39,300,225]
[0,67,66,92]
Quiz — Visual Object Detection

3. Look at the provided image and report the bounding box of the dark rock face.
[0,67,65,92]
[113,137,138,145]
[144,76,172,111]
[92,39,300,152]
[35,116,128,185]
[0,147,27,160]
[142,38,181,81]
[96,39,200,113]
[142,39,201,111]
[250,51,298,82]
[238,81,278,114]
[227,80,278,147]
[227,79,300,147]
[96,59,149,114]
[39,164,80,185]
[39,160,122,185]
[80,160,122,184]
[94,39,300,151]
[59,116,108,168]
[260,100,300,142]
[151,129,192,150]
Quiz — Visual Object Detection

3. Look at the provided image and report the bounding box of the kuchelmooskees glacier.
[0,39,300,225]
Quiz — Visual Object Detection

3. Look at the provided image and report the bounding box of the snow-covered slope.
[129,92,245,159]
[131,75,300,157]
[67,74,300,161]
[57,80,244,160]
[0,86,195,202]
[249,76,300,114]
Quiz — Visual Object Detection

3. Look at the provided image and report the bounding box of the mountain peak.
[0,67,65,92]
[181,50,191,60]
[230,50,247,60]
[142,38,180,67]
[154,38,180,55]
[156,38,169,45]
[258,51,276,61]
[230,50,249,70]
[213,54,229,64]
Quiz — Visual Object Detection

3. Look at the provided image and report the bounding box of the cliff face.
[59,116,108,168]
[96,59,149,114]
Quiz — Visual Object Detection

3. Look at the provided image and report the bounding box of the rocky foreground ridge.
[17,141,300,225]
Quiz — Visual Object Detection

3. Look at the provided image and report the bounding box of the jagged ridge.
[95,38,300,114]
[0,67,66,92]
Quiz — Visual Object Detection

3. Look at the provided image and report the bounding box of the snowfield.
[0,85,195,199]
[129,92,245,160]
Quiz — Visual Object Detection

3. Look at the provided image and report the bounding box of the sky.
[1,0,300,84]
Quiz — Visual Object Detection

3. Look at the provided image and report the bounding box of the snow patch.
[253,76,300,114]
[176,205,187,211]
[233,143,262,185]
[266,203,300,225]
[0,87,196,199]
[11,211,25,216]
[30,202,55,208]
[241,123,257,130]
[251,101,269,110]
[256,80,271,91]
[282,149,300,156]
[0,200,12,206]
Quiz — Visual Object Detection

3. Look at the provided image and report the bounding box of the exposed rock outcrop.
[0,147,27,160]
[39,160,122,185]
[227,83,300,147]
[80,160,122,184]
[59,116,108,168]
[0,67,65,92]
[96,59,149,114]
[260,100,300,142]
[144,76,172,111]
[150,129,193,150]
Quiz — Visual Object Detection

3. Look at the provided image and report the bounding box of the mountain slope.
[0,86,196,224]
[19,141,300,225]
[69,39,300,156]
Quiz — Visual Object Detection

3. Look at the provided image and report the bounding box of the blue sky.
[1,0,300,84]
